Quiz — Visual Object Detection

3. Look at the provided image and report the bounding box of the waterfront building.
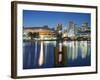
[62,27,68,38]
[67,21,78,39]
[78,22,91,40]
[23,26,56,40]
[62,32,67,38]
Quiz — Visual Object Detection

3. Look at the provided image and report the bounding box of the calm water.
[23,40,91,69]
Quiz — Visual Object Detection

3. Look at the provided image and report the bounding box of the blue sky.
[23,10,91,28]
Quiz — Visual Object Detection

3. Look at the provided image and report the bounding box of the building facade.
[23,26,56,40]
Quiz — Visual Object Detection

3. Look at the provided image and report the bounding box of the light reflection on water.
[23,40,91,69]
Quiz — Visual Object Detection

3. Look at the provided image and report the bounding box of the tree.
[34,32,39,38]
[28,32,34,40]
[28,32,39,40]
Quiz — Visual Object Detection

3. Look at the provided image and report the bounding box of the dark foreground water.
[23,41,91,69]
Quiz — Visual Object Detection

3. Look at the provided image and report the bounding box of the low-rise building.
[23,26,56,40]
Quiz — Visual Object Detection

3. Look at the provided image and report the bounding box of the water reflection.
[23,40,91,69]
[38,41,44,66]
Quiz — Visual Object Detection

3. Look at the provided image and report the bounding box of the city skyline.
[23,10,91,28]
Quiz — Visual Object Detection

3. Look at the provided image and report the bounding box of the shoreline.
[23,39,91,42]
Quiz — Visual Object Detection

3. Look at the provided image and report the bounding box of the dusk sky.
[23,10,91,28]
